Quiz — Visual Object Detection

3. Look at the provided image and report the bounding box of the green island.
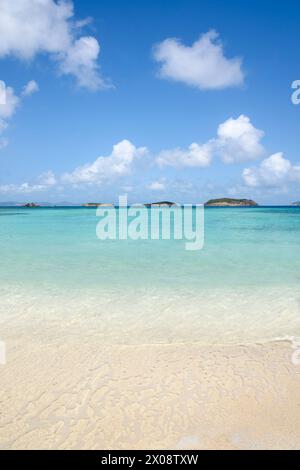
[205,198,258,207]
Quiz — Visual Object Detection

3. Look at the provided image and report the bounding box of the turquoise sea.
[0,206,300,345]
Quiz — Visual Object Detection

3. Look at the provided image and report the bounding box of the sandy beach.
[1,330,299,450]
[1,207,300,449]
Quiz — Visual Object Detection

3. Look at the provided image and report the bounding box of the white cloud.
[157,142,213,168]
[147,178,196,195]
[0,81,38,148]
[156,115,264,168]
[0,141,147,193]
[0,85,20,148]
[243,153,300,188]
[0,170,56,194]
[58,36,103,91]
[63,140,148,184]
[38,170,57,187]
[22,80,39,97]
[147,180,166,191]
[0,86,20,120]
[0,0,72,59]
[0,114,267,195]
[216,115,265,163]
[0,0,107,90]
[153,30,244,90]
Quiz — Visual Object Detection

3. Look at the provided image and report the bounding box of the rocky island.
[205,198,258,207]
[144,201,177,208]
[23,203,40,208]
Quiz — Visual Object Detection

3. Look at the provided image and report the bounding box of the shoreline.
[1,284,300,348]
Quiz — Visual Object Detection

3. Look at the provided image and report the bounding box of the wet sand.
[1,332,300,450]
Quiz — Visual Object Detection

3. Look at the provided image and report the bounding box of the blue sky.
[0,0,300,204]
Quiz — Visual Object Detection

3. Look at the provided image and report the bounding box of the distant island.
[205,198,258,207]
[0,199,263,208]
[292,202,300,206]
[82,203,114,207]
[23,203,40,208]
[144,201,177,208]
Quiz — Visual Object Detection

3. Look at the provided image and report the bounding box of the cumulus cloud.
[0,115,267,195]
[216,115,265,163]
[156,115,264,168]
[58,36,102,90]
[157,142,213,168]
[0,81,38,148]
[0,141,147,193]
[63,140,148,184]
[0,171,56,194]
[153,30,244,90]
[0,0,107,90]
[243,153,300,188]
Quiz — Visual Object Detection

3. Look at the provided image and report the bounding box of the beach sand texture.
[1,332,300,450]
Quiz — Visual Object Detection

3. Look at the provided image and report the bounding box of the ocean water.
[0,206,300,345]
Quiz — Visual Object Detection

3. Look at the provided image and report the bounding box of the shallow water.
[1,206,300,345]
